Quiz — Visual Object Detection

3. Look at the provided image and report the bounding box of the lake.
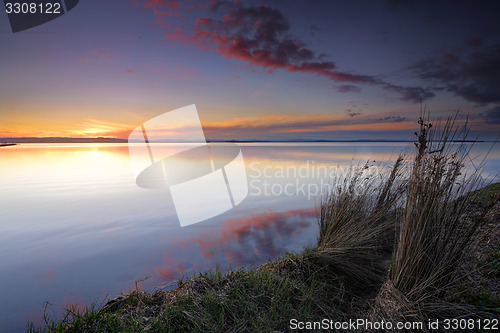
[0,142,498,332]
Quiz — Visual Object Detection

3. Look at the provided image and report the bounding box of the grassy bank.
[29,115,499,332]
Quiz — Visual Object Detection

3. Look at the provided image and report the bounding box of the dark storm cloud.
[383,84,435,103]
[411,44,500,104]
[191,5,327,71]
[156,1,433,103]
[485,106,500,124]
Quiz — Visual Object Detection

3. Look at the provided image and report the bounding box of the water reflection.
[0,142,497,332]
[154,207,316,286]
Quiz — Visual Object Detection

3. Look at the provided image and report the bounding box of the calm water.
[0,142,498,332]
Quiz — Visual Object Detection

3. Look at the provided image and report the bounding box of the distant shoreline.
[0,138,485,144]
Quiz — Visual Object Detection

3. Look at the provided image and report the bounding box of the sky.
[0,0,499,141]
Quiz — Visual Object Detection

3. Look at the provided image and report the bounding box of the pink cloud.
[144,0,180,10]
[147,1,434,103]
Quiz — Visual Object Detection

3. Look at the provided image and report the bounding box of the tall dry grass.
[371,112,499,325]
[317,111,498,325]
[392,114,486,300]
[312,156,407,294]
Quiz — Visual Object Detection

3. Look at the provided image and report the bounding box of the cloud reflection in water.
[155,207,317,285]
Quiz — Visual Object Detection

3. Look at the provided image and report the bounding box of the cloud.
[345,109,361,118]
[383,84,435,103]
[336,85,361,93]
[411,43,500,104]
[144,0,180,10]
[139,0,181,24]
[156,1,433,103]
[485,106,500,124]
[174,64,198,78]
[376,116,406,122]
[70,118,133,138]
[201,111,415,137]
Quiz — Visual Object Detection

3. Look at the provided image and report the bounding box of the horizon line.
[0,137,486,143]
